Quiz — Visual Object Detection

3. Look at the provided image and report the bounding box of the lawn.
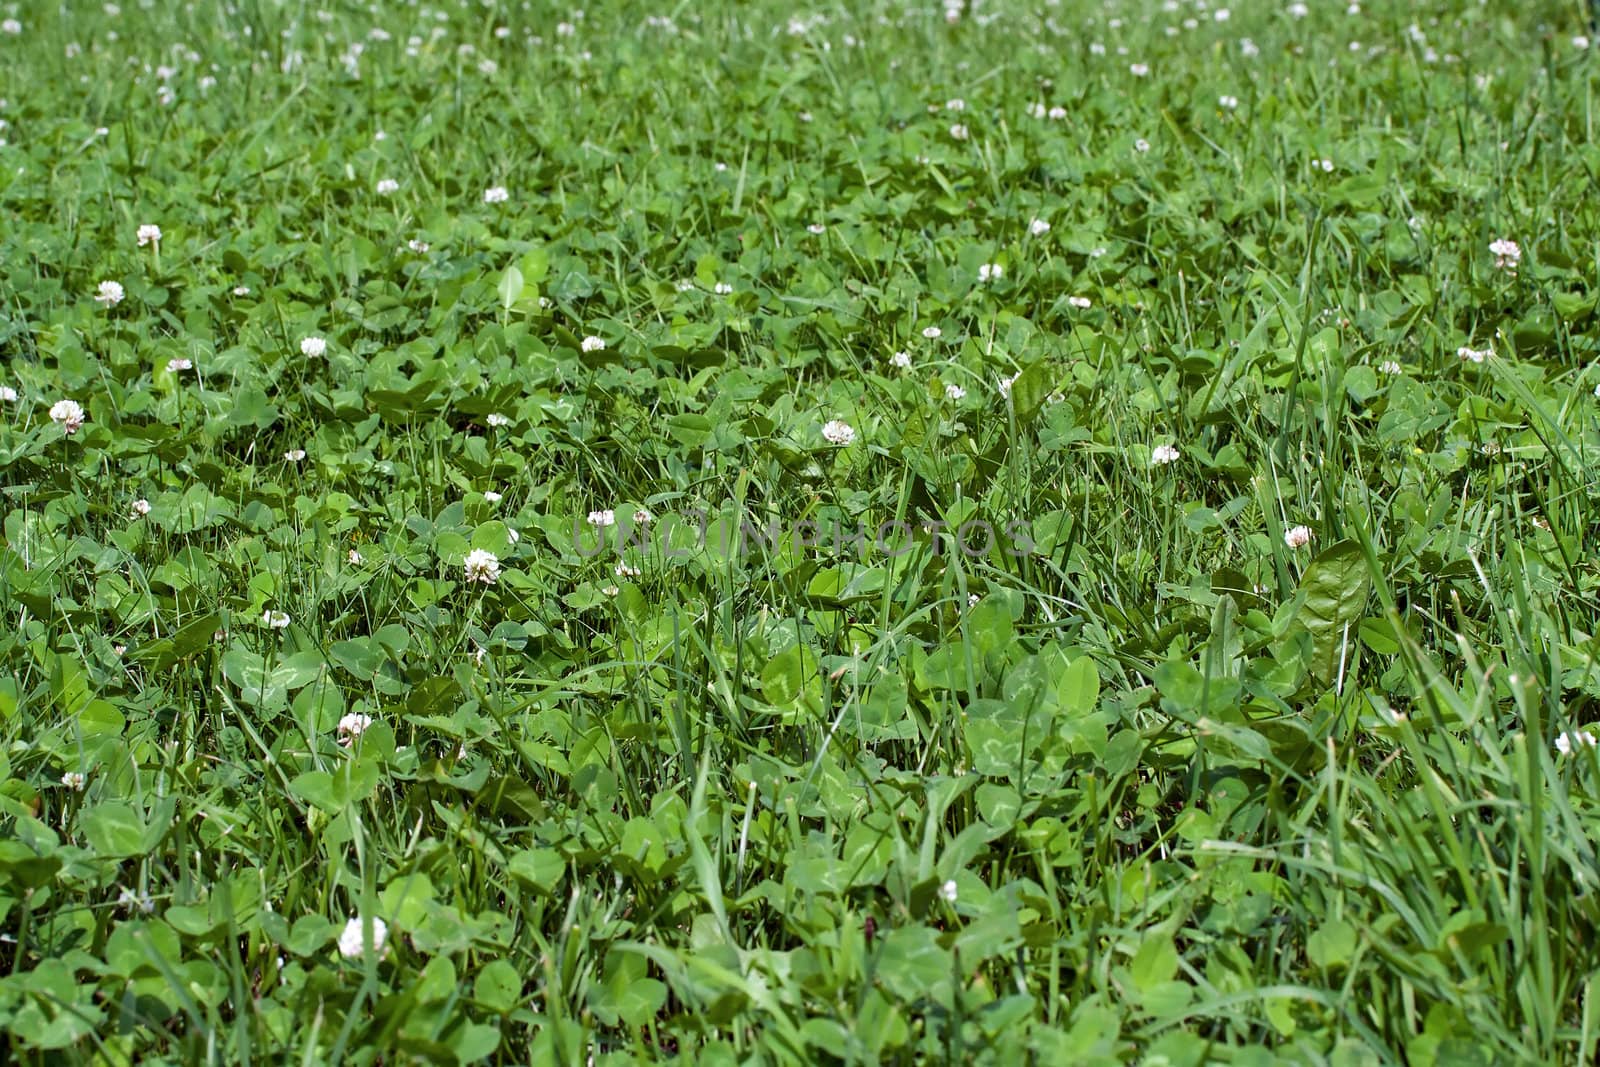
[2,0,1600,1062]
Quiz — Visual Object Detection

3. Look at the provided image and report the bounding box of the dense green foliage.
[3,0,1600,1062]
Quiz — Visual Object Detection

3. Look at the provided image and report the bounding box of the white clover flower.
[462,548,500,585]
[482,185,509,204]
[1,20,20,35]
[998,372,1019,398]
[675,279,696,292]
[262,609,291,629]
[1457,345,1491,364]
[1489,238,1521,271]
[61,771,86,791]
[166,357,192,373]
[1130,63,1150,76]
[1029,218,1050,236]
[300,336,327,358]
[337,916,389,960]
[821,419,856,446]
[587,509,616,527]
[348,548,363,565]
[940,879,958,902]
[1575,35,1591,50]
[50,399,86,434]
[95,280,124,306]
[284,449,307,462]
[483,491,502,503]
[116,887,154,913]
[1150,444,1180,466]
[1219,95,1239,109]
[1134,138,1151,153]
[1314,158,1335,172]
[580,335,605,352]
[944,98,966,112]
[1214,7,1231,20]
[0,386,15,402]
[977,263,1003,284]
[130,498,151,517]
[1556,730,1598,756]
[948,123,969,140]
[232,285,251,296]
[1068,295,1092,309]
[336,712,373,745]
[1594,382,1600,400]
[1240,37,1260,57]
[1284,525,1313,549]
[614,562,641,578]
[136,223,162,246]
[1379,360,1403,374]
[890,351,912,369]
[807,223,826,235]
[376,178,399,194]
[713,282,734,295]
[1288,2,1309,16]
[407,239,430,254]
[922,326,942,339]
[945,384,967,401]
[1048,105,1067,120]
[632,508,653,525]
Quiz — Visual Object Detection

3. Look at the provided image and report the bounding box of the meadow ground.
[2,0,1600,1062]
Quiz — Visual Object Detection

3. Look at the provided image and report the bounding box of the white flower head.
[940,879,958,902]
[262,609,291,629]
[483,185,509,204]
[49,400,86,434]
[632,508,653,525]
[166,357,192,373]
[713,282,733,295]
[890,351,912,369]
[1134,138,1151,153]
[1130,63,1150,76]
[1489,238,1521,271]
[580,335,605,352]
[463,548,500,585]
[1457,345,1491,364]
[232,285,251,297]
[337,916,389,960]
[136,223,162,247]
[284,449,307,462]
[1219,95,1239,109]
[61,771,86,791]
[922,326,942,340]
[337,713,374,746]
[1048,105,1067,120]
[1029,218,1050,236]
[376,178,399,194]
[1556,730,1599,755]
[588,509,616,528]
[977,263,1003,283]
[482,491,502,503]
[944,383,966,401]
[1150,444,1180,466]
[485,413,510,428]
[1068,295,1092,309]
[300,336,327,358]
[0,385,16,402]
[948,123,969,140]
[821,419,856,446]
[407,239,430,254]
[807,223,826,235]
[95,280,125,306]
[1379,360,1403,374]
[130,498,151,517]
[998,372,1019,398]
[1284,525,1313,549]
[348,548,363,565]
